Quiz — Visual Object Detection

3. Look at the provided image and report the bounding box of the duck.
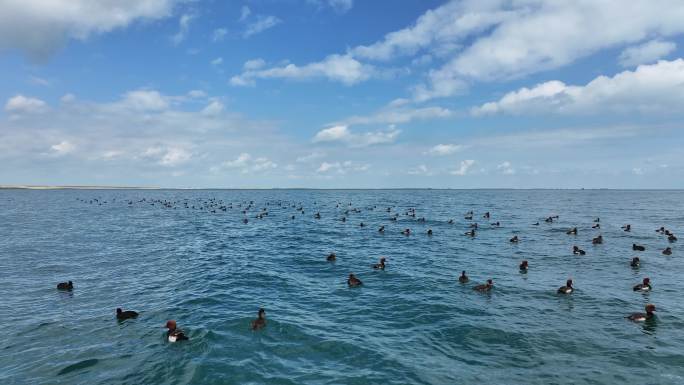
[473,279,493,292]
[592,223,600,229]
[622,224,631,232]
[633,278,652,292]
[655,226,665,233]
[165,320,189,342]
[401,228,411,236]
[627,304,656,322]
[632,244,645,251]
[251,308,266,331]
[630,257,640,267]
[327,253,336,262]
[57,281,73,291]
[116,308,139,320]
[491,221,500,227]
[662,247,672,255]
[347,273,363,287]
[510,235,519,243]
[519,260,528,272]
[427,229,433,236]
[533,222,540,226]
[573,246,586,255]
[668,234,678,242]
[557,279,574,294]
[458,271,469,283]
[378,225,385,233]
[594,217,600,223]
[566,227,578,235]
[372,257,386,270]
[592,235,603,244]
[464,229,476,237]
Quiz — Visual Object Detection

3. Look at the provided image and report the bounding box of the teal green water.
[1,189,683,384]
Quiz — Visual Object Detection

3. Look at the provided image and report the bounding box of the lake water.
[1,189,683,384]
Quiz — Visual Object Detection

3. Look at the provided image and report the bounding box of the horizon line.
[1,185,683,191]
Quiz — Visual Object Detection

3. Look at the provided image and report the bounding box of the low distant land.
[0,185,161,190]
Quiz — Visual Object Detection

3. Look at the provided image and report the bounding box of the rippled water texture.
[1,189,683,384]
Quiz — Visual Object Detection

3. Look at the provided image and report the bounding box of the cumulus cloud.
[341,102,453,126]
[171,13,195,45]
[50,140,75,156]
[408,164,432,175]
[450,159,475,176]
[212,28,228,42]
[296,151,326,163]
[214,153,277,173]
[313,125,400,147]
[143,146,192,166]
[0,0,180,60]
[316,160,369,174]
[231,54,373,86]
[618,39,676,67]
[5,95,48,115]
[473,59,684,116]
[121,89,169,111]
[425,144,464,156]
[497,161,515,175]
[244,15,281,38]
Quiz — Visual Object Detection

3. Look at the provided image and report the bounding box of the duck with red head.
[519,260,528,272]
[627,304,656,322]
[251,308,266,331]
[347,273,362,287]
[473,279,493,292]
[633,278,652,292]
[165,320,189,342]
[558,279,574,294]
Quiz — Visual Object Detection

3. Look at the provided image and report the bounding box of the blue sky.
[1,0,684,188]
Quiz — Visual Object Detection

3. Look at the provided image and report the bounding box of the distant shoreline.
[1,185,682,191]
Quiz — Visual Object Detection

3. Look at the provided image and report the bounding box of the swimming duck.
[464,229,476,237]
[483,212,490,219]
[532,222,539,226]
[663,247,672,255]
[566,227,578,235]
[378,225,385,233]
[372,257,386,270]
[491,221,500,227]
[557,279,574,294]
[401,228,411,236]
[633,278,652,292]
[458,271,469,283]
[627,304,656,322]
[519,260,528,272]
[116,308,139,320]
[57,281,73,291]
[668,234,678,242]
[592,223,600,229]
[630,257,640,267]
[447,219,454,224]
[347,273,363,287]
[510,235,519,243]
[473,279,493,292]
[656,227,665,233]
[165,320,189,342]
[327,253,336,262]
[427,229,433,236]
[572,246,586,255]
[632,244,645,251]
[251,308,266,331]
[360,222,365,227]
[592,235,603,244]
[594,217,600,223]
[622,224,631,232]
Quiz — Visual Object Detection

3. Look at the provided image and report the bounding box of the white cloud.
[215,153,277,173]
[51,140,75,155]
[316,160,368,174]
[231,54,372,86]
[497,161,515,175]
[5,95,47,114]
[239,6,251,22]
[243,58,266,70]
[0,0,179,60]
[187,90,207,98]
[201,100,224,115]
[29,76,50,86]
[244,15,281,38]
[450,159,475,176]
[143,146,191,166]
[632,167,645,175]
[313,125,400,147]
[473,59,684,116]
[121,89,169,111]
[211,57,223,66]
[171,13,195,45]
[618,39,676,67]
[60,94,76,103]
[327,0,353,14]
[425,144,464,156]
[212,28,228,42]
[411,0,684,100]
[296,151,325,163]
[342,103,453,126]
[408,164,431,175]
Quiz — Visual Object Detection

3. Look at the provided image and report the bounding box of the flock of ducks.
[62,196,679,342]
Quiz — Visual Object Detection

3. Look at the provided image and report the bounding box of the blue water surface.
[1,189,683,385]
